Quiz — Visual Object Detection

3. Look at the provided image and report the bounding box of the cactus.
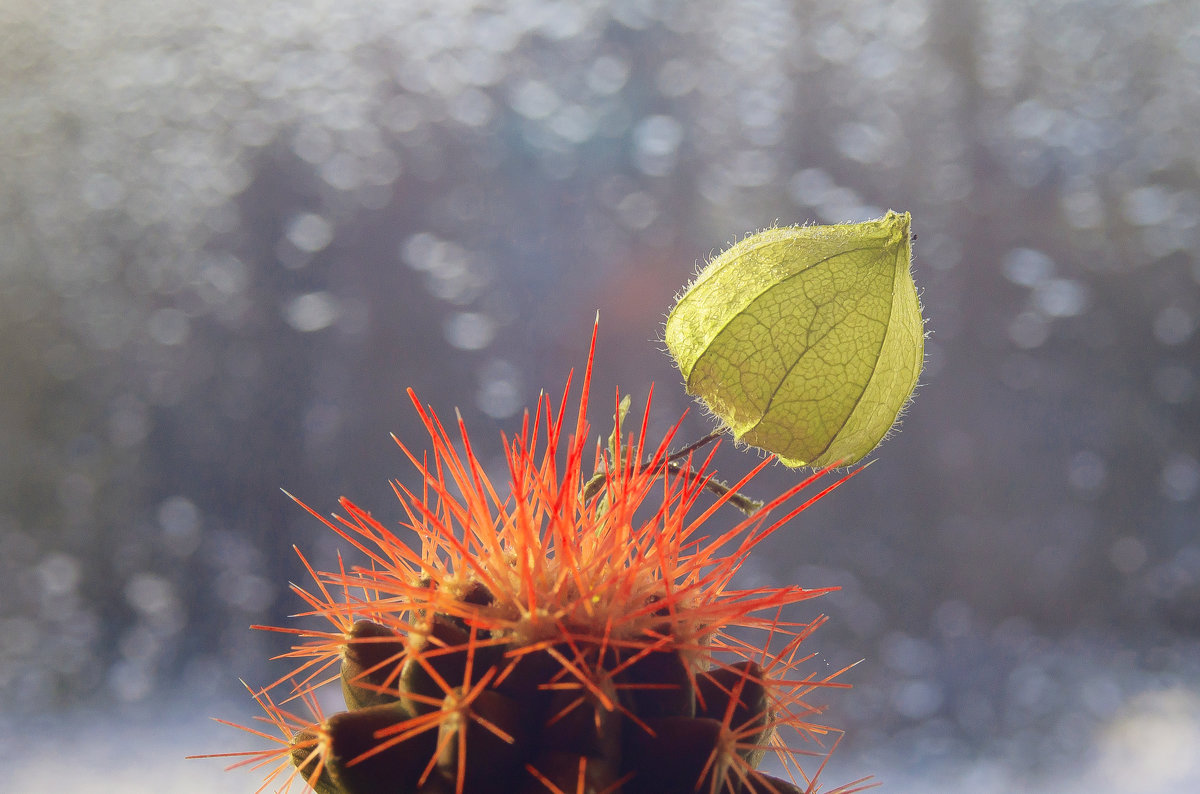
[203,330,873,794]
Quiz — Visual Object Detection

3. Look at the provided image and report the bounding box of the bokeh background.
[3,0,1199,791]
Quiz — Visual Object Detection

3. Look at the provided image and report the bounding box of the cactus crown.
[201,327,872,794]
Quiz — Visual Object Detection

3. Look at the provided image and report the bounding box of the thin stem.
[664,460,764,515]
[665,431,724,463]
[584,429,763,516]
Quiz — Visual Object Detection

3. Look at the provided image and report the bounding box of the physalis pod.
[665,211,924,468]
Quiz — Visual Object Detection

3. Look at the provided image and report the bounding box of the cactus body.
[300,603,787,794]
[212,335,866,794]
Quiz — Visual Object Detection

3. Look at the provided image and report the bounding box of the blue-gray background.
[2,1,1198,791]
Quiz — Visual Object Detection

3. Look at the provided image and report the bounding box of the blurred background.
[2,0,1199,791]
